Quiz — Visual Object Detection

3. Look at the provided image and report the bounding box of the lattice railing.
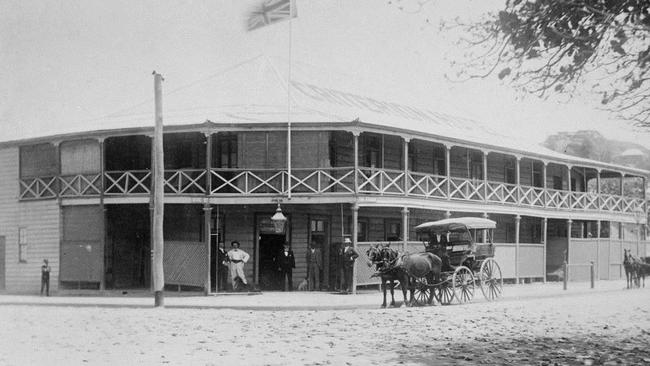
[519,186,545,207]
[486,181,518,204]
[449,177,484,201]
[570,191,587,210]
[59,174,102,197]
[621,196,645,213]
[407,172,447,198]
[210,169,286,195]
[358,168,405,195]
[19,176,58,199]
[600,193,623,211]
[16,167,649,220]
[164,169,206,194]
[104,170,151,195]
[290,167,355,194]
[545,189,571,209]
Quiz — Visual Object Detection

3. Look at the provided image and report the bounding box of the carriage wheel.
[452,266,475,304]
[479,258,503,301]
[434,276,454,305]
[412,277,432,306]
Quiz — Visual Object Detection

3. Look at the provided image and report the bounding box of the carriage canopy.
[415,217,496,234]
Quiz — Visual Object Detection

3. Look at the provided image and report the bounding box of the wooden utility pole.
[153,71,165,307]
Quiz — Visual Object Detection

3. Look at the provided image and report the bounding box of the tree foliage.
[448,0,650,127]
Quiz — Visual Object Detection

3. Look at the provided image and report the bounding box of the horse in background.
[635,256,650,288]
[367,244,409,307]
[623,249,637,289]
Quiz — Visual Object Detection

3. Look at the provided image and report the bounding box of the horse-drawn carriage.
[366,217,503,307]
[412,217,503,305]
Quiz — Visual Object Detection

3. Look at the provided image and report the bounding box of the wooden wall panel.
[61,205,102,283]
[60,140,100,175]
[239,132,266,169]
[292,131,330,169]
[487,153,509,182]
[0,148,18,290]
[450,147,469,178]
[546,164,566,190]
[20,143,57,178]
[520,160,533,186]
[383,135,402,170]
[267,131,287,169]
[13,201,60,293]
[330,131,354,167]
[410,140,435,174]
[2,146,60,292]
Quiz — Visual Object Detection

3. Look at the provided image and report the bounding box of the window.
[385,220,401,241]
[505,223,515,243]
[471,161,483,181]
[19,227,27,263]
[309,218,328,249]
[357,220,368,242]
[433,146,446,176]
[216,133,238,168]
[504,161,515,184]
[408,145,417,172]
[362,135,382,168]
[552,176,563,190]
[532,164,543,187]
[530,222,541,243]
[311,219,325,232]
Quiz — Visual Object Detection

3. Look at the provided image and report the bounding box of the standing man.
[226,241,250,290]
[40,259,51,296]
[306,241,322,291]
[216,241,229,291]
[276,242,295,291]
[340,237,359,293]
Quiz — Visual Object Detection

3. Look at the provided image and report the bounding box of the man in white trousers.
[226,241,250,289]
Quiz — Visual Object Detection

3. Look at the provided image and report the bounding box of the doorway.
[105,204,151,289]
[258,233,286,290]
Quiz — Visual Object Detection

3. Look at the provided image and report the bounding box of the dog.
[297,278,309,291]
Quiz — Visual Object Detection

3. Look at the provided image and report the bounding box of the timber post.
[152,71,165,307]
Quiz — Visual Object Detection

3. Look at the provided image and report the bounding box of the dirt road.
[0,286,649,365]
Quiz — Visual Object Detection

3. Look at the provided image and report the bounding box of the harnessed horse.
[366,244,409,307]
[367,245,443,307]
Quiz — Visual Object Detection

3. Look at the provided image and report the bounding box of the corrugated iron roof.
[2,56,647,176]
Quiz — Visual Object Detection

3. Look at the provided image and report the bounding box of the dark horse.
[367,244,409,307]
[623,249,636,289]
[366,245,442,307]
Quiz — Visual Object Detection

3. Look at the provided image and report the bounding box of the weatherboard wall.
[0,146,60,293]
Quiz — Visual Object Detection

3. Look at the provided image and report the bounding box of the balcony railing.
[358,168,405,195]
[17,168,647,215]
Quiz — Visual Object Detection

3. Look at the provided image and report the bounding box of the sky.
[1,0,649,148]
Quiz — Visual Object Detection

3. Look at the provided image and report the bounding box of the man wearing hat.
[276,242,295,291]
[226,241,250,289]
[40,259,51,296]
[339,237,359,293]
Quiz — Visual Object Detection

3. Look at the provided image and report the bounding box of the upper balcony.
[16,130,648,218]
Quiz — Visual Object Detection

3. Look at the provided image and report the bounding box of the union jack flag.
[247,0,296,31]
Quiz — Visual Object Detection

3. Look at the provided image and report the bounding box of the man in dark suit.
[306,241,323,291]
[216,242,229,291]
[276,242,296,291]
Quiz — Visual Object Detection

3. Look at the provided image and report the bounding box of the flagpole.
[286,10,293,200]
